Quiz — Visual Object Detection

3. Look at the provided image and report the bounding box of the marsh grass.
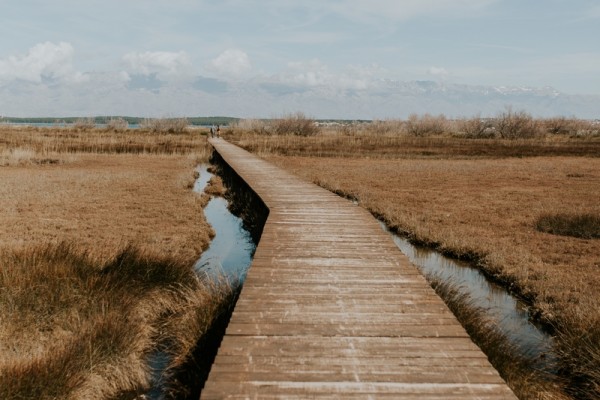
[0,128,221,399]
[430,279,569,400]
[226,131,600,159]
[553,313,600,399]
[0,125,208,155]
[0,243,232,400]
[222,113,600,160]
[536,213,600,239]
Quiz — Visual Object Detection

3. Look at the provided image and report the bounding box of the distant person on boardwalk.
[216,124,221,138]
[209,125,215,138]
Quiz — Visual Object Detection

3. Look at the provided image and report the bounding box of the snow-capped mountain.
[2,74,599,119]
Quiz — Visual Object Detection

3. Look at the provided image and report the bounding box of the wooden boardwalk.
[202,139,516,399]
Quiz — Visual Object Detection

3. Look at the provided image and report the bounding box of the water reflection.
[147,165,256,400]
[193,165,255,286]
[381,222,555,368]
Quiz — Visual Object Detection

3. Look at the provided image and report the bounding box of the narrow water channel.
[380,221,556,372]
[193,166,255,286]
[147,164,256,399]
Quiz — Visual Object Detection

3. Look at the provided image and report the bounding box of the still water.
[147,165,255,399]
[382,221,555,369]
[193,165,255,286]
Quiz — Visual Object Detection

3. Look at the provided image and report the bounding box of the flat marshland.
[0,126,228,399]
[225,115,600,399]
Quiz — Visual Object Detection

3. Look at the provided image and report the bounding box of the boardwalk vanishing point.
[202,139,517,399]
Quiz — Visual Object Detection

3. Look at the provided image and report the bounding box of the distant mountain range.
[234,79,600,120]
[187,78,600,120]
[1,76,599,120]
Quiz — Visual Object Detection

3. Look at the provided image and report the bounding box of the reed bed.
[0,125,210,156]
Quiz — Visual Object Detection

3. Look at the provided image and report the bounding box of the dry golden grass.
[0,127,226,398]
[0,125,208,155]
[226,130,600,159]
[0,243,232,400]
[0,153,212,262]
[227,127,600,398]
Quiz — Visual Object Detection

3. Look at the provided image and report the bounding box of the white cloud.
[122,51,193,80]
[428,66,449,78]
[0,42,87,85]
[207,49,252,79]
[284,59,330,86]
[271,60,380,91]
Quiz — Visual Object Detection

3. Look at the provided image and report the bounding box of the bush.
[73,117,96,131]
[364,120,405,136]
[141,118,189,133]
[456,116,496,139]
[536,213,600,239]
[542,117,600,137]
[494,108,541,139]
[272,113,319,136]
[106,117,129,132]
[405,113,448,137]
[234,119,271,135]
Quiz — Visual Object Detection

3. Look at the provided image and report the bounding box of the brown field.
[225,125,600,399]
[2,119,599,398]
[0,127,226,399]
[0,153,211,261]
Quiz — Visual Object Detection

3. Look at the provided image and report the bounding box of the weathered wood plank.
[202,139,516,399]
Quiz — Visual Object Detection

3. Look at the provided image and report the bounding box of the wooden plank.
[202,139,516,399]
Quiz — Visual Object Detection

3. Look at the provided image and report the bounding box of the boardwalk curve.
[202,139,516,399]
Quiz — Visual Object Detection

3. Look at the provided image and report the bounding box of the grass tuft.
[0,243,232,399]
[536,213,600,239]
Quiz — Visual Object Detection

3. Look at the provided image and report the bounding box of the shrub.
[73,117,96,131]
[456,115,496,138]
[364,120,406,136]
[405,113,448,137]
[536,213,600,239]
[141,118,189,133]
[106,117,129,132]
[272,112,319,136]
[234,119,271,135]
[494,108,541,139]
[542,117,600,137]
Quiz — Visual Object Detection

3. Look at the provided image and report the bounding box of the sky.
[1,0,599,119]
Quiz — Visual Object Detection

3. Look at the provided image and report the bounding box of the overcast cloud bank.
[1,42,598,119]
[1,0,599,119]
